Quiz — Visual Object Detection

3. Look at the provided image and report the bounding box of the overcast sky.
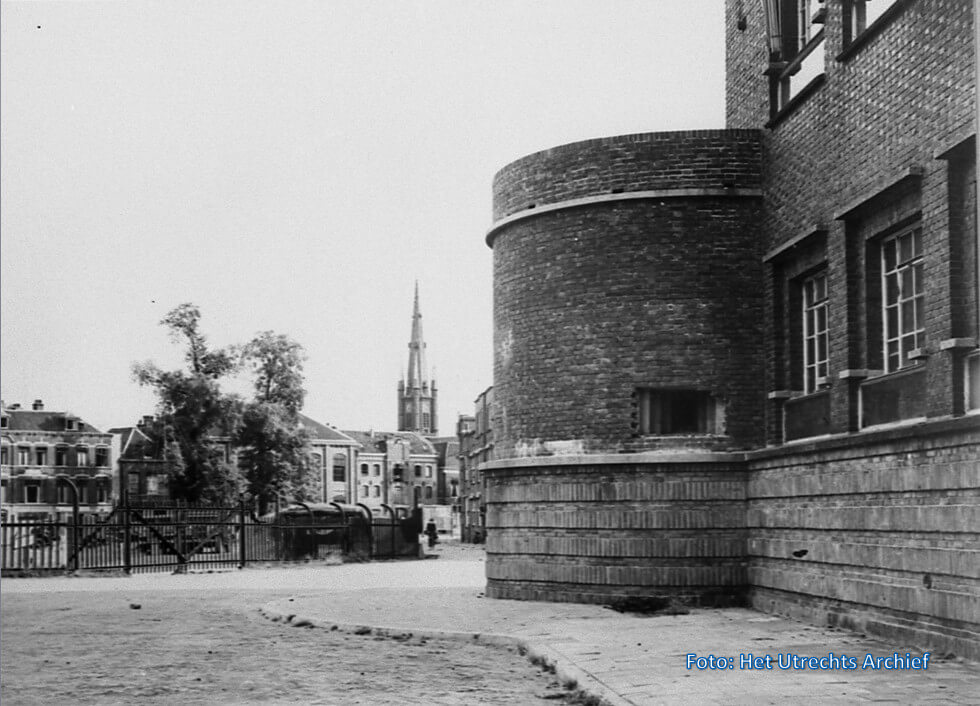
[1,0,726,434]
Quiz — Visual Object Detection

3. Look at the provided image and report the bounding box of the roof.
[297,414,358,444]
[2,408,105,435]
[108,425,156,459]
[342,430,437,456]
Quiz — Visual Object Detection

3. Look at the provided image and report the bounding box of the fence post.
[122,476,132,575]
[56,475,81,572]
[238,495,247,569]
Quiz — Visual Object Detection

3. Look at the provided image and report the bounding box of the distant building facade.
[343,430,439,511]
[297,414,358,503]
[397,283,438,435]
[1,400,113,521]
[457,387,493,542]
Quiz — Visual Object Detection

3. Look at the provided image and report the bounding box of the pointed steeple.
[398,281,437,434]
[406,281,427,388]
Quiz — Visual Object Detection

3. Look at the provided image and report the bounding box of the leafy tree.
[133,304,242,504]
[235,332,314,514]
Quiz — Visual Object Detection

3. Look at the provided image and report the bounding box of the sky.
[1,0,726,435]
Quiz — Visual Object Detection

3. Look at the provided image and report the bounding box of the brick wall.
[748,419,980,659]
[490,131,766,457]
[484,456,748,604]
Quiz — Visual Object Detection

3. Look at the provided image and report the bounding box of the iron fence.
[1,499,421,575]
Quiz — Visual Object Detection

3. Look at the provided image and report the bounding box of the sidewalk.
[256,558,980,705]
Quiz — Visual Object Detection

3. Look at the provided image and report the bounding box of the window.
[0,416,7,428]
[360,463,369,476]
[25,484,39,503]
[451,481,458,498]
[95,447,109,467]
[35,447,48,466]
[414,465,422,478]
[0,445,8,465]
[17,446,30,465]
[55,446,67,466]
[97,483,108,503]
[128,472,141,495]
[844,0,899,45]
[967,353,980,412]
[76,446,89,466]
[802,272,830,392]
[425,465,432,478]
[371,485,380,497]
[422,413,430,431]
[881,226,924,372]
[373,464,381,476]
[57,482,71,504]
[635,389,724,435]
[333,463,346,482]
[770,0,826,114]
[361,485,369,498]
[424,486,433,500]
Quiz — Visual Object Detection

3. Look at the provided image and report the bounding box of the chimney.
[140,415,154,427]
[32,399,44,411]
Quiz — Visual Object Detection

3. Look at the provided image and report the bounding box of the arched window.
[373,464,381,476]
[451,480,458,498]
[361,485,369,498]
[371,485,380,497]
[424,485,433,499]
[425,465,432,478]
[360,463,369,475]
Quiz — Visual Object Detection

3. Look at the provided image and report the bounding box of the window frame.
[880,224,925,373]
[802,271,830,393]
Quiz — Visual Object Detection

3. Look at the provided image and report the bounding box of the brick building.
[457,387,494,542]
[1,400,114,521]
[483,0,979,659]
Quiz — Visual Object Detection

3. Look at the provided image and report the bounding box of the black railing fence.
[1,498,421,575]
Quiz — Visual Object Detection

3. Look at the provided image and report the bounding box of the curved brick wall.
[485,131,763,605]
[484,456,749,605]
[490,130,765,458]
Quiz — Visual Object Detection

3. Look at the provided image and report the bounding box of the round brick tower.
[484,129,764,604]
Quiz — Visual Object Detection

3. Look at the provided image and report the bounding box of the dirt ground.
[0,587,588,705]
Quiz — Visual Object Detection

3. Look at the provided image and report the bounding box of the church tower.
[397,282,437,434]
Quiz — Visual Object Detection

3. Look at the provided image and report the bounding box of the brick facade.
[483,0,979,659]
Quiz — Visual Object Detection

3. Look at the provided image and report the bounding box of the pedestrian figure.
[424,520,438,548]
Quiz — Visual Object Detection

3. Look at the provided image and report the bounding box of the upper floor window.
[360,463,369,476]
[424,465,432,478]
[424,485,433,500]
[55,446,68,466]
[373,464,381,476]
[25,484,40,503]
[95,447,109,467]
[802,272,830,392]
[881,226,924,372]
[0,445,9,465]
[333,463,346,483]
[414,465,422,478]
[844,0,899,46]
[76,446,89,466]
[35,447,48,466]
[0,416,8,428]
[361,484,369,498]
[371,485,380,497]
[17,446,30,465]
[769,0,826,115]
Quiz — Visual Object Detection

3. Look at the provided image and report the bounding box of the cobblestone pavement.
[4,544,979,705]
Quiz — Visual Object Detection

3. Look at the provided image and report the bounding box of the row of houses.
[0,398,461,523]
[1,287,464,525]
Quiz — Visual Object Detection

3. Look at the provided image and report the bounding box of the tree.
[133,304,242,504]
[235,331,315,514]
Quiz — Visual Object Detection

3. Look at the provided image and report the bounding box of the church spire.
[398,281,437,434]
[406,281,427,388]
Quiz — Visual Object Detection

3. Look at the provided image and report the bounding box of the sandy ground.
[0,582,586,705]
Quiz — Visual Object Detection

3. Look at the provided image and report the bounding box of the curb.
[259,602,635,706]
